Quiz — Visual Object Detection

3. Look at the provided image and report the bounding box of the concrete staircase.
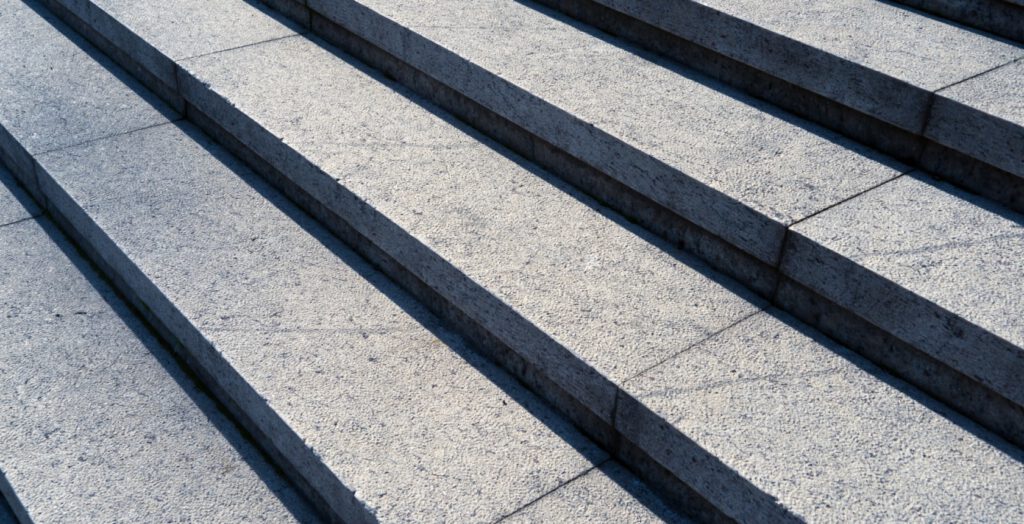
[1,0,1022,521]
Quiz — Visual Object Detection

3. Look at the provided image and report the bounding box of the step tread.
[34,117,623,522]
[891,0,1024,43]
[630,0,1021,90]
[306,0,905,264]
[621,309,1024,521]
[569,0,1023,142]
[87,0,297,61]
[928,57,1024,176]
[0,3,682,522]
[0,171,314,523]
[139,6,1024,521]
[22,0,1024,519]
[0,0,170,163]
[179,34,766,419]
[504,462,692,523]
[784,172,1024,404]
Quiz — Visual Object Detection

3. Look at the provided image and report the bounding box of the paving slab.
[177,34,766,424]
[783,172,1024,409]
[892,0,1024,44]
[504,462,691,524]
[48,0,299,89]
[590,0,1021,132]
[0,217,314,523]
[32,120,608,523]
[619,309,1024,522]
[0,168,40,227]
[303,0,905,265]
[927,58,1024,178]
[0,0,172,182]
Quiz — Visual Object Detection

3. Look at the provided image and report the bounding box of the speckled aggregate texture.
[928,58,1024,177]
[0,168,39,226]
[0,1,171,158]
[33,121,608,522]
[783,173,1024,406]
[891,0,1024,44]
[0,217,314,523]
[595,0,1021,130]
[621,310,1024,522]
[306,0,904,264]
[179,35,767,421]
[633,0,1020,89]
[45,0,300,88]
[505,462,691,523]
[86,0,297,60]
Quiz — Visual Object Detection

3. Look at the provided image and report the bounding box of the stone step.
[527,0,1024,210]
[891,0,1024,44]
[0,168,316,523]
[45,0,1024,449]
[0,3,680,521]
[247,0,1024,447]
[27,0,1024,519]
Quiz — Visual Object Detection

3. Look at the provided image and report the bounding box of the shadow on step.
[768,306,1024,463]
[0,173,321,523]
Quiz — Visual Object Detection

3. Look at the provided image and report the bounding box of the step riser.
[184,100,621,450]
[30,0,1024,518]
[26,2,764,519]
[9,4,684,522]
[1,135,357,523]
[531,0,925,161]
[305,9,780,297]
[776,276,1024,447]
[894,0,1024,44]
[182,97,777,522]
[251,0,1024,449]
[529,0,1024,216]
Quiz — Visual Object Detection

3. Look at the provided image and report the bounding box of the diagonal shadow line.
[0,161,323,523]
[32,2,1024,521]
[251,0,1024,470]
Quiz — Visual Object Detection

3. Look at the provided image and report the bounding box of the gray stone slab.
[0,217,314,523]
[783,172,1024,408]
[593,0,1021,131]
[893,0,1024,44]
[619,310,1024,522]
[504,462,691,523]
[50,0,299,88]
[178,34,766,424]
[305,0,905,265]
[33,120,607,523]
[927,58,1024,178]
[0,168,40,227]
[0,1,172,170]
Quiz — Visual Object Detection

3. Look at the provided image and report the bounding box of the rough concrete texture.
[620,310,1024,522]
[305,0,905,264]
[594,0,1022,130]
[88,0,297,59]
[179,34,767,422]
[505,462,691,523]
[784,173,1024,406]
[0,168,40,227]
[0,217,315,523]
[928,58,1024,178]
[0,1,171,163]
[33,121,610,522]
[49,0,299,87]
[893,0,1024,44]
